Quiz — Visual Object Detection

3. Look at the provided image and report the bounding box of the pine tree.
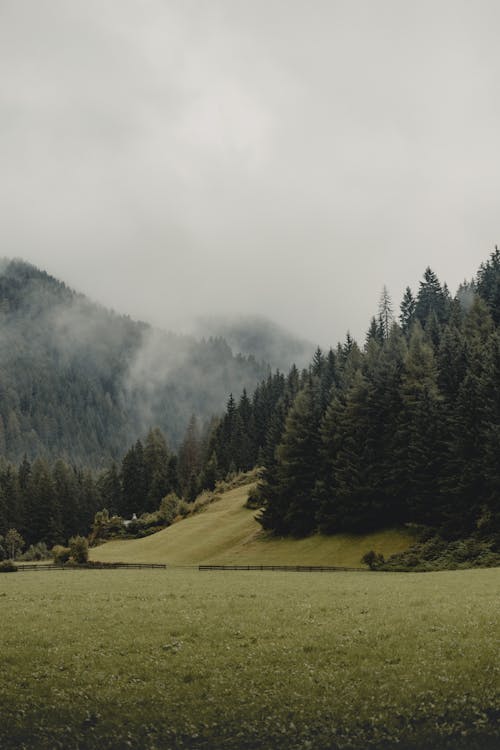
[26,458,63,546]
[415,267,447,328]
[97,462,122,516]
[178,416,202,499]
[399,286,416,334]
[476,245,500,324]
[52,459,79,540]
[393,324,444,524]
[144,427,170,511]
[323,371,378,531]
[120,440,148,517]
[260,379,322,536]
[378,285,394,340]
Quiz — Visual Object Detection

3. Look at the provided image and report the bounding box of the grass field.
[89,484,412,567]
[1,566,499,749]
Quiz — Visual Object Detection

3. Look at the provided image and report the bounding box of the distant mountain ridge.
[195,315,316,371]
[0,259,269,465]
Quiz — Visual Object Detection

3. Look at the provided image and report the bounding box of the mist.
[0,260,273,465]
[1,1,500,345]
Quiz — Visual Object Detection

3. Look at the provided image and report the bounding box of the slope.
[90,483,412,566]
[0,259,268,464]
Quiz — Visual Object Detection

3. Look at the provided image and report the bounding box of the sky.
[1,0,500,347]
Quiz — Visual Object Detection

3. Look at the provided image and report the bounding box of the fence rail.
[16,563,167,571]
[198,564,366,572]
[13,563,369,573]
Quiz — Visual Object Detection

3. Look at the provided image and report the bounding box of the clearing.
[90,483,411,566]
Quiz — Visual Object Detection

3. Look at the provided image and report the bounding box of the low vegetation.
[90,483,412,566]
[379,534,500,571]
[0,567,498,749]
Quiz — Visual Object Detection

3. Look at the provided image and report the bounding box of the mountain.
[0,260,268,465]
[195,315,316,371]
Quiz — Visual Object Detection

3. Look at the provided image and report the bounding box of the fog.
[1,0,499,346]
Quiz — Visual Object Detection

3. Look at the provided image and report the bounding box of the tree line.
[204,249,500,542]
[0,259,268,465]
[0,424,218,549]
[2,250,500,550]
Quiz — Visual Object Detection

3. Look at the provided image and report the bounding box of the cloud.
[1,0,499,346]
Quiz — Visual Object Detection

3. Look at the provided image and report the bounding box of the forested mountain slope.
[0,260,267,465]
[195,315,316,371]
[204,249,500,547]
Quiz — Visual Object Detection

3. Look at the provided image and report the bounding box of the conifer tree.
[378,285,394,340]
[415,267,447,327]
[393,324,443,524]
[97,462,122,516]
[144,427,170,511]
[399,287,416,334]
[260,379,322,536]
[476,245,500,323]
[26,458,63,546]
[120,440,148,517]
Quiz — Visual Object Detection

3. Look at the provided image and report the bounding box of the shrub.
[361,550,385,570]
[173,499,189,517]
[52,545,71,564]
[245,486,263,509]
[0,560,18,573]
[20,542,51,561]
[159,493,182,524]
[69,536,89,564]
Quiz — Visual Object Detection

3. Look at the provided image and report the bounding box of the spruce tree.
[262,379,322,536]
[400,287,416,334]
[378,285,394,340]
[120,440,148,517]
[415,267,447,328]
[393,324,444,525]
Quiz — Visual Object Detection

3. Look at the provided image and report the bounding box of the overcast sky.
[1,0,499,346]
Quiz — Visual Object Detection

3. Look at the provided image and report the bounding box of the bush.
[52,545,71,564]
[381,534,500,571]
[0,560,18,573]
[361,550,385,570]
[69,536,89,564]
[159,493,182,524]
[177,499,191,517]
[245,486,263,509]
[20,542,51,561]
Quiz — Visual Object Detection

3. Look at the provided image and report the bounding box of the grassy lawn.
[89,484,411,566]
[1,567,498,749]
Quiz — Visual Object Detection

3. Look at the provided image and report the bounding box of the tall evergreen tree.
[399,286,416,334]
[260,378,322,536]
[393,324,444,524]
[120,440,148,517]
[378,285,394,340]
[415,267,447,328]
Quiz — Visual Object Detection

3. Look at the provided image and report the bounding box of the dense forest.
[1,251,500,555]
[0,421,222,554]
[204,249,500,544]
[0,259,268,465]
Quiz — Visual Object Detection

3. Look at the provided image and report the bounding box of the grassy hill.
[90,483,412,566]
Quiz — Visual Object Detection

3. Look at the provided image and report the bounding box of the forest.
[1,250,500,557]
[0,259,267,464]
[205,248,500,546]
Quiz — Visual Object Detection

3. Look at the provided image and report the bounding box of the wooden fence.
[198,564,366,572]
[16,563,167,571]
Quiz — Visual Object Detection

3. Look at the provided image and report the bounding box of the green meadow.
[89,484,412,567]
[1,566,499,749]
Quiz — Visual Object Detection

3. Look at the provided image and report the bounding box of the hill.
[195,315,316,371]
[90,482,412,566]
[0,259,268,465]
